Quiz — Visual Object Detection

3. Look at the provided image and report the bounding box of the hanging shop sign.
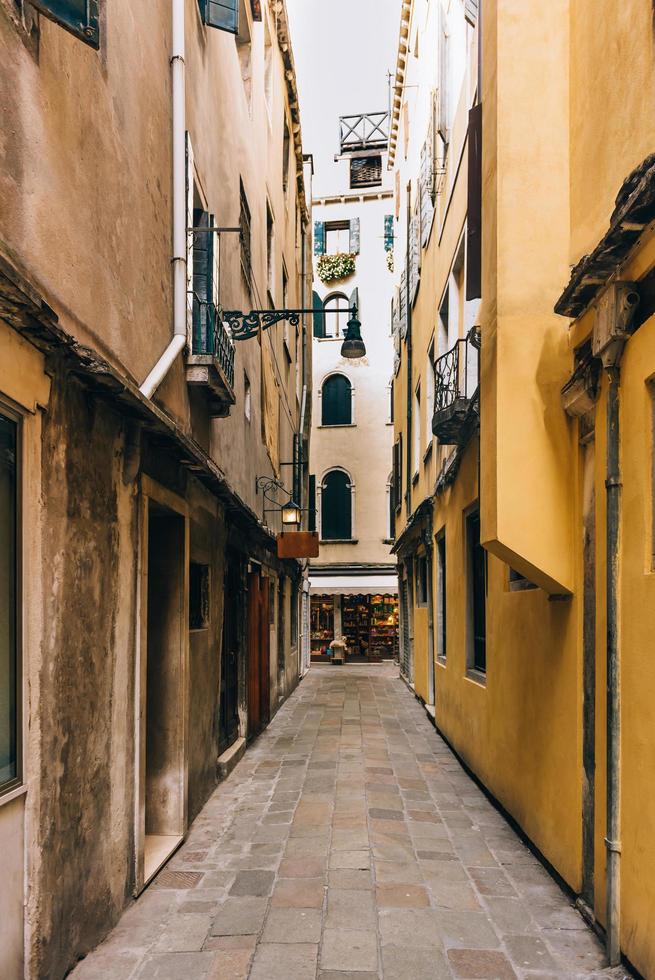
[277,532,320,559]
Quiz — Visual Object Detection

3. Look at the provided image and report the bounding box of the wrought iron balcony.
[432,328,480,445]
[185,293,236,418]
[338,112,389,154]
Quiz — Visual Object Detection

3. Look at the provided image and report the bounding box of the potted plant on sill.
[317,252,356,284]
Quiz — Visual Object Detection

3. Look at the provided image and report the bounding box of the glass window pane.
[0,414,17,789]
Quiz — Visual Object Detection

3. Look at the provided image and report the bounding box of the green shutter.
[321,471,351,540]
[314,221,326,255]
[200,0,239,33]
[30,0,99,47]
[193,211,216,354]
[308,476,316,532]
[322,375,352,426]
[384,215,394,252]
[312,290,325,338]
[349,217,360,254]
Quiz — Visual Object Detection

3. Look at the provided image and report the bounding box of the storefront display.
[310,593,398,661]
[310,595,334,657]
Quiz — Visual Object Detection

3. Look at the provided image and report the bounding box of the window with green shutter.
[199,0,239,33]
[192,211,219,354]
[384,215,394,252]
[312,290,325,338]
[321,375,352,427]
[314,221,326,256]
[30,0,99,47]
[0,411,19,792]
[321,470,352,541]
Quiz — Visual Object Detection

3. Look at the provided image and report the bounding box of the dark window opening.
[415,554,428,607]
[189,563,210,630]
[436,532,446,660]
[350,155,382,189]
[466,509,486,673]
[240,180,252,291]
[322,374,352,426]
[321,470,352,541]
[0,413,18,792]
[509,567,538,592]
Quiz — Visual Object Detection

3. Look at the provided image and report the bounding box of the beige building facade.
[0,1,311,977]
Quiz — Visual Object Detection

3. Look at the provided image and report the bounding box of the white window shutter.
[420,134,434,248]
[437,5,449,143]
[409,210,420,304]
[349,217,361,254]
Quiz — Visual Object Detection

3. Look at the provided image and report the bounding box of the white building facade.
[288,0,400,661]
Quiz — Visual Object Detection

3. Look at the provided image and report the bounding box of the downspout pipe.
[604,360,621,967]
[405,184,413,514]
[594,282,639,967]
[140,0,187,399]
[424,513,435,707]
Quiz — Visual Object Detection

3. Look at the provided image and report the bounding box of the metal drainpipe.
[597,283,639,966]
[140,0,187,398]
[405,184,413,515]
[425,511,435,707]
[605,361,622,967]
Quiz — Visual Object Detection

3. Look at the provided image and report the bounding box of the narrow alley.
[71,665,624,980]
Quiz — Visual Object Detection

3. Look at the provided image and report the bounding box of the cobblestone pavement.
[71,664,630,980]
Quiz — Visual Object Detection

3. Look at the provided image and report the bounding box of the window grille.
[350,155,382,189]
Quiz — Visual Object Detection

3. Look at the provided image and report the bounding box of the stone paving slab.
[70,663,632,980]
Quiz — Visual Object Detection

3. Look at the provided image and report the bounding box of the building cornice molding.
[388,0,413,169]
[312,190,394,207]
[555,153,655,319]
[273,0,309,224]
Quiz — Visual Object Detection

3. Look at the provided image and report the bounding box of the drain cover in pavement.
[152,870,203,889]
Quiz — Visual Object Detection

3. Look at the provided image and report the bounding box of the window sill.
[317,337,342,343]
[318,423,356,429]
[0,783,27,809]
[436,656,447,669]
[319,538,358,544]
[465,668,487,688]
[423,441,433,464]
[412,471,419,486]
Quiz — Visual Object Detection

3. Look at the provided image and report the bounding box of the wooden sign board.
[277,532,320,559]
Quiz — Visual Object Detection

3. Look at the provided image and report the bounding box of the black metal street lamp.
[256,476,308,528]
[340,307,366,359]
[222,305,366,359]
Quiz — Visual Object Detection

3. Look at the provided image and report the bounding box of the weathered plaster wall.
[32,366,138,978]
[0,0,174,394]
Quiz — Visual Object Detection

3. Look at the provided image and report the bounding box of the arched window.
[323,293,350,338]
[321,374,352,426]
[321,469,352,541]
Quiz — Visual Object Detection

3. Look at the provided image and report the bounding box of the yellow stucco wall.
[430,442,583,889]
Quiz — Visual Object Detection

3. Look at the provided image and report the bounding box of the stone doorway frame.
[134,475,189,893]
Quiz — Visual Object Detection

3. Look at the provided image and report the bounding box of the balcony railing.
[338,112,389,154]
[186,293,236,417]
[432,328,480,445]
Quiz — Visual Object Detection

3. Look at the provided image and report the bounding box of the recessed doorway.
[136,479,189,891]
